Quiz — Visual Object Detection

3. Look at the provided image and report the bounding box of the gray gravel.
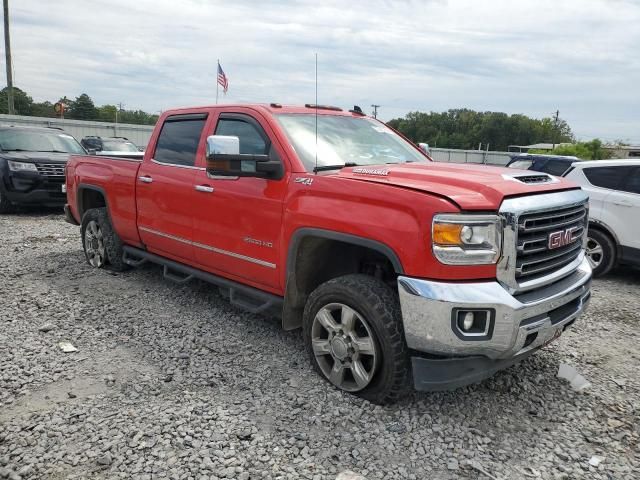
[1,210,639,480]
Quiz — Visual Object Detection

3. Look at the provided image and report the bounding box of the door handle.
[138,176,153,184]
[613,201,633,207]
[195,185,214,193]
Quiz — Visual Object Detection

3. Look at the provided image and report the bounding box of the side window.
[154,116,206,166]
[621,167,640,194]
[544,160,571,176]
[583,166,627,190]
[215,118,268,155]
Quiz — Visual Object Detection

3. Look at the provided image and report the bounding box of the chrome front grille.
[36,163,65,177]
[516,204,587,282]
[498,190,590,294]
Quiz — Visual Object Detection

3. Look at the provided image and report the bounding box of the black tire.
[0,188,14,214]
[303,274,410,404]
[586,228,616,277]
[81,207,129,272]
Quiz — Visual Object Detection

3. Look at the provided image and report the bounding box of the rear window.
[154,117,206,167]
[101,139,139,152]
[621,168,640,194]
[508,160,533,170]
[583,166,627,190]
[543,160,571,176]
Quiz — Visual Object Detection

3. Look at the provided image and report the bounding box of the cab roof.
[164,103,370,117]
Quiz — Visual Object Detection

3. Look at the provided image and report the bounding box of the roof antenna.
[314,52,318,174]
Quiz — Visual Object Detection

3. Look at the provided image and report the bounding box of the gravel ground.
[1,210,639,480]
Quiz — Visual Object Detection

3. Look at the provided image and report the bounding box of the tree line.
[387,108,575,152]
[0,87,158,125]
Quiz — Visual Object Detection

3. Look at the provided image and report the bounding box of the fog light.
[453,309,493,338]
[462,312,475,331]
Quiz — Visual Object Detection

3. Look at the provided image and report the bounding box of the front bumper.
[398,254,592,391]
[2,171,66,207]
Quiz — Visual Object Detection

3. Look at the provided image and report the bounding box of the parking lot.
[0,211,639,480]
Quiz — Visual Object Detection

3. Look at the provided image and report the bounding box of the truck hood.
[0,151,71,163]
[336,162,579,210]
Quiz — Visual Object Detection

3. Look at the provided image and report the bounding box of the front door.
[191,111,287,292]
[136,113,208,262]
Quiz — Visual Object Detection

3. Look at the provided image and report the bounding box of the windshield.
[0,129,85,154]
[275,114,427,171]
[101,140,139,152]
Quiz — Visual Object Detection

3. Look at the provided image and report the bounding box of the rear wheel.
[81,207,128,271]
[303,274,410,404]
[586,228,616,277]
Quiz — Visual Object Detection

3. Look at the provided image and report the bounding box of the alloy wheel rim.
[586,237,603,269]
[311,302,379,392]
[84,220,106,268]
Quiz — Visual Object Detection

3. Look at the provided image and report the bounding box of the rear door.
[582,165,634,247]
[136,113,208,262]
[608,166,640,251]
[191,110,288,292]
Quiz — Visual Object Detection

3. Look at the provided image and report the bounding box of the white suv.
[564,159,640,276]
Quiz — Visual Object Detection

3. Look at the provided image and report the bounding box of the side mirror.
[206,135,282,179]
[418,143,430,154]
[87,148,98,155]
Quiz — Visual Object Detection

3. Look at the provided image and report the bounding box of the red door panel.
[136,161,196,261]
[192,173,285,289]
[191,110,288,291]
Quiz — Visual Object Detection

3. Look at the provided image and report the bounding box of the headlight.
[432,214,502,265]
[8,160,38,172]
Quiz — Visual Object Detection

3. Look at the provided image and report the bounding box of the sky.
[3,0,640,143]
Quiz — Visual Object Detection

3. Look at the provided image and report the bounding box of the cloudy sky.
[5,0,640,142]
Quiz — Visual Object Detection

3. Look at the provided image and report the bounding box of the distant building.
[603,145,640,158]
[507,143,572,153]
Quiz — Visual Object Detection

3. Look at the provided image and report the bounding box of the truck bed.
[66,154,143,247]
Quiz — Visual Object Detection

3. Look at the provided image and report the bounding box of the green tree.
[387,109,574,151]
[529,139,611,160]
[31,101,56,118]
[68,93,98,120]
[97,104,118,122]
[0,87,33,115]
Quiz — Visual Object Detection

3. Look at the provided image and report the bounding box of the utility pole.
[115,102,124,123]
[371,104,380,119]
[3,0,15,115]
[552,109,560,149]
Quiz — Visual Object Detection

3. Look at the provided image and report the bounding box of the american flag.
[217,63,229,93]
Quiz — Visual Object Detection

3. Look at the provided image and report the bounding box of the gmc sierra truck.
[65,104,592,403]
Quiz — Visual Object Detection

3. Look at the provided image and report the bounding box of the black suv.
[506,154,580,176]
[0,126,85,212]
[80,136,141,153]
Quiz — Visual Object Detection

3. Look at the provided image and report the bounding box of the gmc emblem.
[548,226,579,250]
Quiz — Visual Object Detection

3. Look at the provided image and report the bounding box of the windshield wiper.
[313,162,358,172]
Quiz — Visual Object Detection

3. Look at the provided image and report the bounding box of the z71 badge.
[295,177,314,185]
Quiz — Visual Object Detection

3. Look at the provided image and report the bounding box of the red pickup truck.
[65,104,592,403]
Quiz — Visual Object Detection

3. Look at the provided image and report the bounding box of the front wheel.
[81,207,128,271]
[586,228,616,277]
[303,274,410,404]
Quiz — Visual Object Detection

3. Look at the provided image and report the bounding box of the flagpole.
[216,59,219,104]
